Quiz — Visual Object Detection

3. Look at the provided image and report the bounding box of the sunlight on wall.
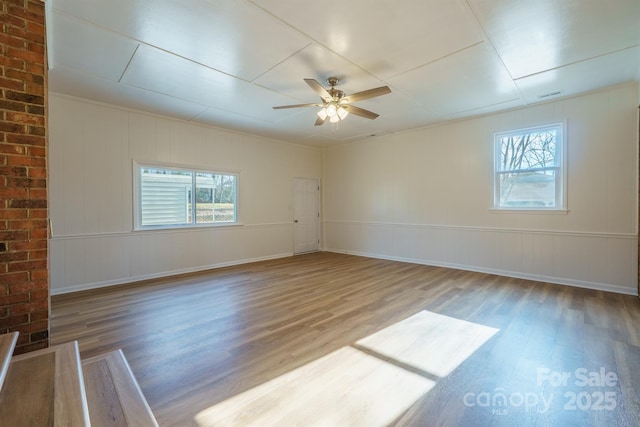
[195,310,499,426]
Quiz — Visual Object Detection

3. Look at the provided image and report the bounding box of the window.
[134,163,238,229]
[494,123,565,210]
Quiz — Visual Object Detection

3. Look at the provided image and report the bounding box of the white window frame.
[492,122,567,212]
[133,161,240,230]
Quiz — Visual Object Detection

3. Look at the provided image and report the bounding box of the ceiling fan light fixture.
[317,108,328,120]
[273,77,391,127]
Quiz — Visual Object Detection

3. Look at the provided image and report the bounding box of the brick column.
[0,0,49,354]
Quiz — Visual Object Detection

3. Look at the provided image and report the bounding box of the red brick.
[27,40,45,53]
[0,76,25,91]
[5,112,44,126]
[0,143,26,154]
[26,1,45,14]
[8,314,28,327]
[9,282,34,295]
[27,209,47,219]
[27,167,46,179]
[5,91,44,105]
[0,165,28,176]
[30,289,47,301]
[0,251,28,263]
[27,319,48,333]
[7,259,47,272]
[0,122,24,134]
[29,229,48,239]
[31,228,49,239]
[27,2,45,15]
[30,270,47,281]
[31,309,47,321]
[0,271,29,284]
[0,209,27,219]
[15,340,48,354]
[27,146,45,158]
[25,61,44,75]
[5,35,27,49]
[0,187,29,198]
[0,293,29,305]
[7,155,45,167]
[6,134,44,146]
[7,5,43,24]
[0,99,27,111]
[0,54,24,69]
[8,199,46,209]
[8,324,30,336]
[11,239,46,250]
[27,125,45,136]
[14,332,29,346]
[0,13,26,29]
[6,176,46,188]
[0,230,29,241]
[29,188,47,200]
[26,21,45,36]
[9,298,47,315]
[28,249,47,260]
[9,219,47,230]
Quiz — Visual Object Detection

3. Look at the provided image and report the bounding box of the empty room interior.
[1,0,640,426]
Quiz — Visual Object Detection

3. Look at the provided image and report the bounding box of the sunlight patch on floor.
[195,310,499,427]
[356,310,499,378]
[195,346,434,426]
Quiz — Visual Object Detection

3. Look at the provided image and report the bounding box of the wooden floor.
[51,252,640,427]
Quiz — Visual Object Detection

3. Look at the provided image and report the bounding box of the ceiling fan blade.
[343,104,380,120]
[343,86,391,103]
[304,78,333,102]
[314,115,326,126]
[272,103,323,109]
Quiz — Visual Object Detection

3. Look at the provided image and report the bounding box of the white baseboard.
[324,248,638,296]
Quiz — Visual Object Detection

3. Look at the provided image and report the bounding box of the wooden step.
[82,349,158,427]
[0,332,18,393]
[0,341,90,426]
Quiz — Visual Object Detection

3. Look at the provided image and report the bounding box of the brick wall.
[0,0,49,354]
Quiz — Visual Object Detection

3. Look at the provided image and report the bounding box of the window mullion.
[191,171,197,224]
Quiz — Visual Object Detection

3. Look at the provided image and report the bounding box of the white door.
[294,178,320,254]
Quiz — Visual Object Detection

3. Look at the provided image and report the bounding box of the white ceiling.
[47,0,640,146]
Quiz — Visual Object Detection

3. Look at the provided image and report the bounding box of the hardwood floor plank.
[50,252,640,426]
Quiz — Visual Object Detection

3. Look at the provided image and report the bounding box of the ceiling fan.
[273,77,391,126]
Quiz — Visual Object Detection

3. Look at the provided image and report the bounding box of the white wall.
[49,93,322,294]
[323,83,639,295]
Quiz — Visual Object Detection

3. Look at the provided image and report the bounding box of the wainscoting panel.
[324,220,637,295]
[50,223,294,295]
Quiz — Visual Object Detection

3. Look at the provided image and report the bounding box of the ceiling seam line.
[118,44,140,83]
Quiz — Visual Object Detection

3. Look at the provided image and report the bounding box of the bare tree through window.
[495,124,563,208]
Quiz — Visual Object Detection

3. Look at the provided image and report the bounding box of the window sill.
[489,208,568,215]
[134,222,243,232]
